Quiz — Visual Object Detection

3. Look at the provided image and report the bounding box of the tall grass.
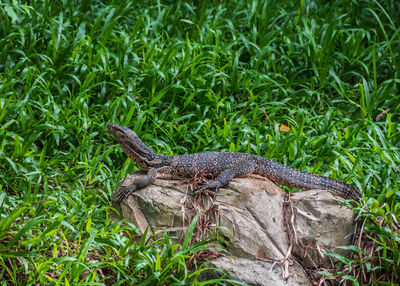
[0,0,399,284]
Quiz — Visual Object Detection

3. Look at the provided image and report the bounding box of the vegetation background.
[0,0,399,285]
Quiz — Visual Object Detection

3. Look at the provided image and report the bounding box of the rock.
[112,172,356,285]
[289,190,356,269]
[202,257,311,286]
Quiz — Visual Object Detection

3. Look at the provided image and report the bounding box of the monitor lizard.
[108,124,361,203]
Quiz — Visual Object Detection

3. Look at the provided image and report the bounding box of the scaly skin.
[108,124,361,203]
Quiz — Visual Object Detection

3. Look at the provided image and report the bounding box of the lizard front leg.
[112,168,158,203]
[196,169,235,193]
[195,160,256,194]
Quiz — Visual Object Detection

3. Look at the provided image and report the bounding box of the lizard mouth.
[107,124,122,137]
[107,124,117,131]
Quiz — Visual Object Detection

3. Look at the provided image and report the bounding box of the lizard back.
[108,124,361,202]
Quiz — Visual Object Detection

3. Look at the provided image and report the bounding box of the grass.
[0,0,399,284]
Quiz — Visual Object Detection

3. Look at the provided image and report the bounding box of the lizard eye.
[117,132,126,139]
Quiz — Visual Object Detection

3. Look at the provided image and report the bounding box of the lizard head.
[107,124,156,170]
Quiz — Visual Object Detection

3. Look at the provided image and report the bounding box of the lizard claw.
[116,187,134,204]
[210,187,218,198]
[193,185,207,195]
[193,187,205,195]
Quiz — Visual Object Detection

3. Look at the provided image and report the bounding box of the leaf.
[182,212,200,250]
[5,5,18,23]
[277,123,290,132]
[80,229,98,259]
[0,207,27,231]
[86,217,92,233]
[7,218,45,247]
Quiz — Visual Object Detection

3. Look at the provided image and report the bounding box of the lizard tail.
[255,157,361,201]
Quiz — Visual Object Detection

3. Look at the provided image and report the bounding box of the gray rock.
[289,190,355,269]
[202,257,311,286]
[112,172,356,285]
